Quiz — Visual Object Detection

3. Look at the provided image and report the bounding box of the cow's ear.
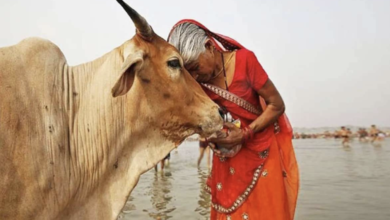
[112,54,143,97]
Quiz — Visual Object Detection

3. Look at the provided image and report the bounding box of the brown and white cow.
[0,1,222,219]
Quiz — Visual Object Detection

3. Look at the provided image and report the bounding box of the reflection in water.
[372,142,383,148]
[148,172,174,219]
[195,169,211,218]
[121,140,390,220]
[342,144,352,152]
[343,141,357,179]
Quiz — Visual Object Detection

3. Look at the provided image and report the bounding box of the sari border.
[201,83,263,115]
[201,83,281,134]
[205,148,269,214]
[207,163,264,214]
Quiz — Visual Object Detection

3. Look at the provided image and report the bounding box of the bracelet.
[241,126,254,143]
[242,127,249,143]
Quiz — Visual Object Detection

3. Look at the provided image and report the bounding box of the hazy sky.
[1,0,389,127]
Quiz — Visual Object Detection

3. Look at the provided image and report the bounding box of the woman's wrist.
[248,122,267,134]
[241,125,255,143]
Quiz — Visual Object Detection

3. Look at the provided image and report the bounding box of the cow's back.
[0,38,71,219]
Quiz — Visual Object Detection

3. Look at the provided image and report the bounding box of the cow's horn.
[117,0,153,40]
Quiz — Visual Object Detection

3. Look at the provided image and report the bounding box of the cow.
[0,0,222,219]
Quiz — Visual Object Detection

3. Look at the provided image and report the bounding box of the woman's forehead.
[185,62,198,70]
[184,52,208,69]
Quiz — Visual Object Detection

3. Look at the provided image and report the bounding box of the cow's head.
[111,0,222,143]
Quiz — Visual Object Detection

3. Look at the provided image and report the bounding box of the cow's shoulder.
[16,37,67,63]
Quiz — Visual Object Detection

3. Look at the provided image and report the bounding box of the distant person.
[339,126,350,146]
[324,131,331,139]
[358,128,369,142]
[347,128,352,137]
[334,130,340,139]
[155,152,171,172]
[294,132,301,139]
[369,125,379,143]
[198,137,211,169]
[378,132,386,141]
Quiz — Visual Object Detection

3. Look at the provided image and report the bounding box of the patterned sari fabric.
[169,20,299,220]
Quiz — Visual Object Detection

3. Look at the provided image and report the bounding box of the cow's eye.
[167,59,181,69]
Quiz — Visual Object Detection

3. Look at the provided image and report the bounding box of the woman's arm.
[249,79,285,133]
[208,79,284,149]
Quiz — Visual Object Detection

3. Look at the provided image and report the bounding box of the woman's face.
[185,42,216,83]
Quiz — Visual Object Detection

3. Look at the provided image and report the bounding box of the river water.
[119,139,390,220]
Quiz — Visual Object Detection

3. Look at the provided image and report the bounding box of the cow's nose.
[198,104,225,136]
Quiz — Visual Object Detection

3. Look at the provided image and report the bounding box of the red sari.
[169,20,299,220]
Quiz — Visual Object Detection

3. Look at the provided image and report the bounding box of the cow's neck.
[65,49,176,219]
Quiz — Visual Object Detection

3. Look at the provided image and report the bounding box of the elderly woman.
[168,20,299,220]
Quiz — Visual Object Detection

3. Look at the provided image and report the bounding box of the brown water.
[119,139,390,220]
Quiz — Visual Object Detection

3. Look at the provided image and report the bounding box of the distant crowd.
[293,125,389,142]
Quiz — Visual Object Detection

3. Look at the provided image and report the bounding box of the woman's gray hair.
[168,23,209,65]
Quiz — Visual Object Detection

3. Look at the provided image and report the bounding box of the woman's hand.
[208,122,243,150]
[208,143,223,157]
